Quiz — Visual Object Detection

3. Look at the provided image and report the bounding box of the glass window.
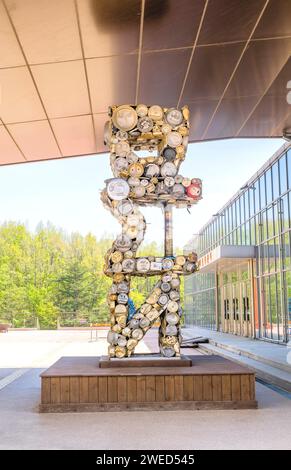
[254,179,260,214]
[282,232,290,270]
[236,198,241,226]
[265,168,273,205]
[279,154,287,194]
[287,149,291,189]
[250,217,256,244]
[272,162,279,200]
[267,205,274,238]
[244,190,250,221]
[260,174,266,209]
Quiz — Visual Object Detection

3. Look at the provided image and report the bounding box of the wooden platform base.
[40,355,257,412]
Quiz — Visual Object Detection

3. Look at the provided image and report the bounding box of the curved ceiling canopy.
[0,0,290,165]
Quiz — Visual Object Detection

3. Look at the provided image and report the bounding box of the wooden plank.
[88,377,98,403]
[41,355,253,377]
[221,375,231,401]
[183,376,193,401]
[136,376,146,402]
[212,375,222,401]
[69,377,80,403]
[174,375,184,401]
[98,377,108,403]
[117,377,127,402]
[107,377,118,402]
[249,374,256,400]
[146,376,156,402]
[50,377,61,404]
[231,375,241,401]
[202,376,212,401]
[241,375,251,401]
[193,376,203,400]
[165,376,175,401]
[40,399,258,413]
[80,377,89,403]
[41,377,51,404]
[127,377,137,402]
[60,377,70,403]
[155,376,165,402]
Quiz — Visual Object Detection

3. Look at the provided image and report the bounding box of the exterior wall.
[184,144,291,343]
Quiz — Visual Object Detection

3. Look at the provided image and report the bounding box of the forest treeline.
[0,222,169,328]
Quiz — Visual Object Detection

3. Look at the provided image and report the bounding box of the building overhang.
[0,0,291,166]
[198,245,256,273]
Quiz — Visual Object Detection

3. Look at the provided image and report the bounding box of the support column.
[164,204,173,257]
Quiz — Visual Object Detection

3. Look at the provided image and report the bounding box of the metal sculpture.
[101,104,202,358]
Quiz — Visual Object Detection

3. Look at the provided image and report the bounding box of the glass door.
[242,281,251,337]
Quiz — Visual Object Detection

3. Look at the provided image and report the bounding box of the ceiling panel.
[0,2,25,68]
[264,55,291,97]
[50,115,96,156]
[93,114,108,153]
[253,0,291,39]
[31,61,91,118]
[238,94,291,137]
[188,100,219,141]
[0,0,290,165]
[224,38,291,99]
[143,0,205,51]
[87,55,138,113]
[0,66,45,123]
[7,120,61,160]
[139,49,191,106]
[204,96,259,140]
[182,43,243,102]
[198,0,266,45]
[0,125,25,163]
[5,0,82,64]
[77,0,141,58]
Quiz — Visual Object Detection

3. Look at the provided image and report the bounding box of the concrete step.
[198,343,291,393]
[206,338,291,374]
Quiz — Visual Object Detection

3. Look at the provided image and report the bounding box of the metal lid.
[163,147,176,161]
[115,234,132,252]
[162,258,174,270]
[161,282,171,293]
[167,301,179,313]
[121,258,135,272]
[136,258,150,273]
[107,178,130,200]
[114,157,128,172]
[117,199,133,216]
[128,162,144,178]
[112,105,138,131]
[148,105,164,121]
[131,328,143,340]
[136,104,148,117]
[164,176,175,188]
[186,183,202,199]
[161,162,177,177]
[165,108,184,127]
[166,131,183,148]
[137,116,153,133]
[117,292,129,304]
[145,163,160,177]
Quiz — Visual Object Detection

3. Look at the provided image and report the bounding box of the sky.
[0,138,284,249]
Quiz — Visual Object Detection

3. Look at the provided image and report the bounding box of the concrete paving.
[183,326,290,371]
[0,329,291,450]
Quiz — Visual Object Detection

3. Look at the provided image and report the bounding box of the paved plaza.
[0,329,291,450]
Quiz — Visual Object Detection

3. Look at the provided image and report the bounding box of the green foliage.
[0,222,166,329]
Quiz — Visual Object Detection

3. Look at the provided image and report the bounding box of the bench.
[0,323,10,333]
